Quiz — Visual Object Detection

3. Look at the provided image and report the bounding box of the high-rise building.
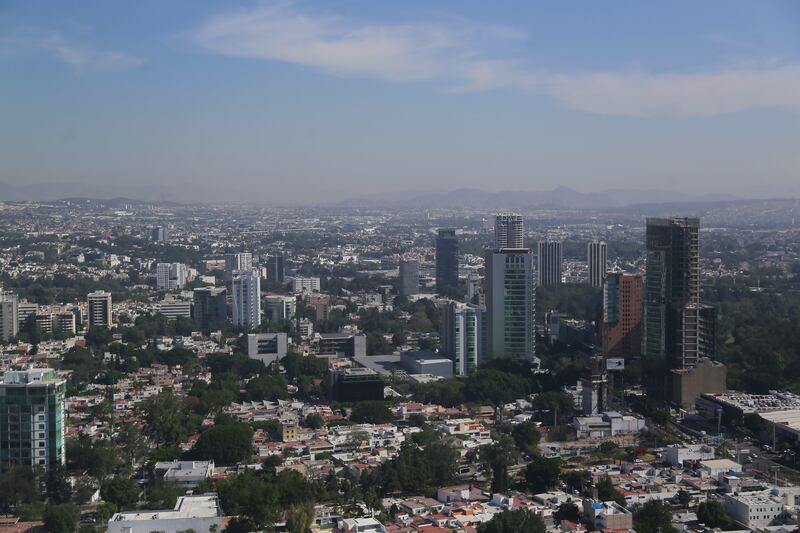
[494,214,524,249]
[600,272,643,359]
[441,301,484,376]
[232,269,261,328]
[485,248,536,362]
[644,217,721,405]
[158,299,192,321]
[398,260,419,297]
[224,253,253,282]
[0,368,66,471]
[265,254,285,283]
[644,217,705,369]
[87,291,112,329]
[435,229,459,293]
[0,292,18,341]
[537,241,562,286]
[588,241,608,288]
[156,263,188,290]
[264,295,296,323]
[192,287,227,332]
[151,226,169,243]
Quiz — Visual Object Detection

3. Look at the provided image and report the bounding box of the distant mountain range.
[0,181,747,209]
[334,186,743,210]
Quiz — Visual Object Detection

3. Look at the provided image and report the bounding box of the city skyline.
[2,1,799,203]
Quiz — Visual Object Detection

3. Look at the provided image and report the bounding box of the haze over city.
[2,0,800,203]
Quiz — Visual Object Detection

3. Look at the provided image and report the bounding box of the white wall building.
[232,269,261,328]
[292,277,321,293]
[107,494,222,533]
[724,491,784,528]
[156,263,188,290]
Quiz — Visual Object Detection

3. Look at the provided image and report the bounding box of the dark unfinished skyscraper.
[644,217,722,405]
[435,229,459,293]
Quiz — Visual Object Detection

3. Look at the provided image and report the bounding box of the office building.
[107,494,222,533]
[494,214,524,249]
[232,269,261,328]
[398,259,419,297]
[485,248,536,362]
[264,295,296,323]
[246,333,288,366]
[192,287,227,332]
[87,291,112,329]
[644,217,722,405]
[600,273,643,359]
[156,262,188,290]
[435,229,459,293]
[264,254,285,283]
[158,299,192,321]
[329,367,384,402]
[537,241,562,286]
[0,368,66,471]
[441,301,484,376]
[0,292,18,341]
[151,226,169,243]
[224,252,253,282]
[587,240,608,288]
[318,332,367,358]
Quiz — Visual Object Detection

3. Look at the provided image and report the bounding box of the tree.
[246,374,288,401]
[142,482,184,510]
[140,389,191,447]
[554,502,581,523]
[633,500,677,533]
[101,476,139,511]
[0,465,40,513]
[676,489,691,509]
[512,422,542,455]
[525,455,562,493]
[477,509,546,533]
[697,500,731,528]
[43,503,80,533]
[303,413,324,430]
[350,401,393,424]
[561,470,591,494]
[286,501,315,533]
[192,423,254,465]
[217,471,280,528]
[596,477,626,506]
[481,435,518,493]
[46,464,73,504]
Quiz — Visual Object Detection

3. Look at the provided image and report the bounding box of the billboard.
[606,358,625,371]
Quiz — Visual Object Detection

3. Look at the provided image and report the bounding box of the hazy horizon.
[2,1,799,203]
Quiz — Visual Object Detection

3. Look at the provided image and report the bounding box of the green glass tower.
[0,369,66,471]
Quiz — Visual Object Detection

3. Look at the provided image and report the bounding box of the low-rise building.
[107,494,222,533]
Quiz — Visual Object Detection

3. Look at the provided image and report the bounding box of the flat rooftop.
[111,495,220,522]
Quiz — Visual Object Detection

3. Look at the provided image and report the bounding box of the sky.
[1,0,799,204]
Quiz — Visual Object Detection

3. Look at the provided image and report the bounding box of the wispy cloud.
[186,2,800,117]
[2,29,143,71]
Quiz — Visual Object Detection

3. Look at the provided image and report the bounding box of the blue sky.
[1,0,799,203]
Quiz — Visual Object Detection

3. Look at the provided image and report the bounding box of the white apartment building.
[292,276,321,293]
[232,269,261,328]
[156,263,188,290]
